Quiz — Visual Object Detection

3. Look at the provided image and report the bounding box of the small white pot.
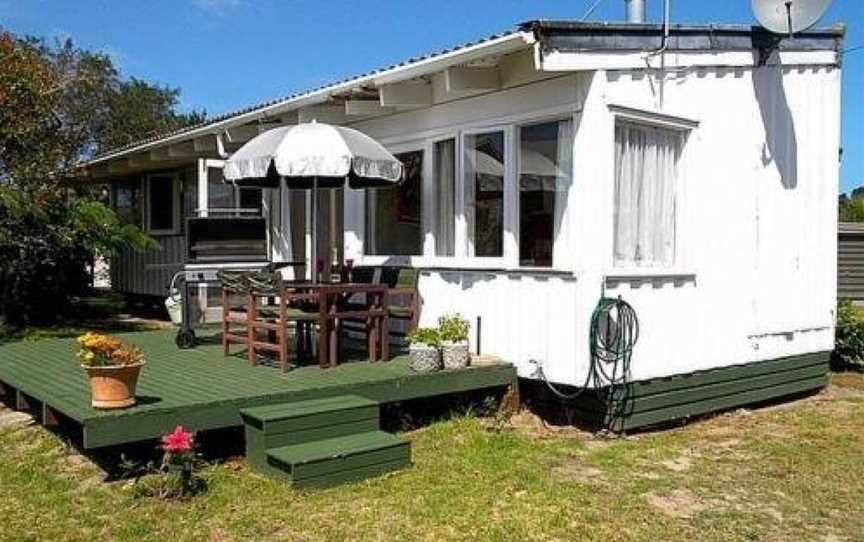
[409,343,442,373]
[441,341,470,370]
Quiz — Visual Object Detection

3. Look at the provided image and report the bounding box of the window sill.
[604,269,697,283]
[357,256,576,277]
[146,229,180,237]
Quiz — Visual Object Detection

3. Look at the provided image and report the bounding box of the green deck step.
[241,394,380,436]
[266,430,411,488]
[241,395,412,485]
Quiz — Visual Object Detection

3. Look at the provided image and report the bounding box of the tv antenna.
[751,0,832,37]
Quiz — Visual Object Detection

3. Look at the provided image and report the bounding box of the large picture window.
[518,119,573,267]
[613,122,684,267]
[464,131,505,257]
[433,139,456,256]
[365,150,423,256]
[145,173,180,235]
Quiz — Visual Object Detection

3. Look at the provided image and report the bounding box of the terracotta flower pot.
[82,362,145,409]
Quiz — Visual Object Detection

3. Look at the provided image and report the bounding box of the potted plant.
[406,327,442,373]
[75,332,145,409]
[439,313,470,369]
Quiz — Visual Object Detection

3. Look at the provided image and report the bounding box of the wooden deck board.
[0,330,515,448]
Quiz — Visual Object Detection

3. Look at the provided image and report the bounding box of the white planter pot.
[409,343,441,373]
[442,341,470,370]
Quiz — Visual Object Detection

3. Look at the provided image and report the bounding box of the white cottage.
[78,19,845,430]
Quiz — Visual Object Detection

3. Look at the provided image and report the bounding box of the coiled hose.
[531,295,639,431]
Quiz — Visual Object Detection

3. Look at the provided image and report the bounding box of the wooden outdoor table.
[293,283,389,368]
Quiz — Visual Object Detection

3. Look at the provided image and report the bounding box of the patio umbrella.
[223,121,404,283]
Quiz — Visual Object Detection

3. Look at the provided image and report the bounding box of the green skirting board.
[525,351,831,432]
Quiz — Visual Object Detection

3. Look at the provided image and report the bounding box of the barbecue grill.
[174,215,269,348]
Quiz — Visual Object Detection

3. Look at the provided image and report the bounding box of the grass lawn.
[0,370,862,541]
[0,292,168,346]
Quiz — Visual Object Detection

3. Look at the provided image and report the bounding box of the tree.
[0,30,204,325]
[0,31,205,186]
[840,189,864,223]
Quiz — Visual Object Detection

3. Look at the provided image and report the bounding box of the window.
[365,150,423,255]
[145,173,179,235]
[207,167,262,216]
[518,119,573,267]
[464,131,505,257]
[112,182,141,227]
[613,122,684,267]
[433,139,456,256]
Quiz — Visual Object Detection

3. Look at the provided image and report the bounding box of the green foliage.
[99,77,206,150]
[839,196,864,223]
[70,199,157,256]
[833,300,864,372]
[0,29,194,326]
[438,313,470,343]
[0,190,90,325]
[0,187,154,325]
[407,327,441,347]
[0,31,204,185]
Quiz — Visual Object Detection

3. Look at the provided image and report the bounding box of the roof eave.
[78,30,536,170]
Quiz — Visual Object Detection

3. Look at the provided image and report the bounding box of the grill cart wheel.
[175,330,196,349]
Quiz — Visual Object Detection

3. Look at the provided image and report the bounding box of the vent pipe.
[625,0,646,23]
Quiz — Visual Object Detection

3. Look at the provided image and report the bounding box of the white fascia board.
[538,49,839,72]
[83,31,535,167]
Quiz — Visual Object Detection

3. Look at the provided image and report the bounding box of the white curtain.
[613,123,682,267]
[435,139,456,256]
[553,118,574,268]
[268,185,307,280]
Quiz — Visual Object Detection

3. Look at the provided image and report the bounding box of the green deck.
[0,330,515,448]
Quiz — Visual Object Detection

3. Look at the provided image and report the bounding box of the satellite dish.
[752,0,832,35]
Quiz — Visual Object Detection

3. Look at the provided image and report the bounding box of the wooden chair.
[350,266,377,284]
[386,267,421,333]
[219,270,252,357]
[365,267,421,354]
[247,272,318,372]
[343,267,420,356]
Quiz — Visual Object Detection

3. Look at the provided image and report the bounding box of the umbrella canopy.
[223,121,403,188]
[222,121,403,283]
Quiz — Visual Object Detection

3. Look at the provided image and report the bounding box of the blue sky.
[2,0,862,190]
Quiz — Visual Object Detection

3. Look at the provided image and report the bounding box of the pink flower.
[162,425,194,455]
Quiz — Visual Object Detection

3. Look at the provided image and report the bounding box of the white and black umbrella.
[223,121,404,282]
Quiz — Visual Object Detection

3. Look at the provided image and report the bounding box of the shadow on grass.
[381,388,506,433]
[41,417,246,482]
[0,291,170,346]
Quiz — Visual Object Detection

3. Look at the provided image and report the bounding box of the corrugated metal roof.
[839,222,864,234]
[85,28,524,164]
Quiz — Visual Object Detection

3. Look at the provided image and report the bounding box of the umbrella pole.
[311,177,318,284]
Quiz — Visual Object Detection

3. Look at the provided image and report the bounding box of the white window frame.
[607,105,698,275]
[514,114,578,270]
[363,143,426,261]
[357,102,581,272]
[460,124,515,267]
[427,133,459,258]
[143,172,181,236]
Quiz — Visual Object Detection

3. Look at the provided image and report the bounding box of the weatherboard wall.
[321,61,840,387]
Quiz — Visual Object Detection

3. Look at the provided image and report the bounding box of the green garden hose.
[531,294,639,432]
